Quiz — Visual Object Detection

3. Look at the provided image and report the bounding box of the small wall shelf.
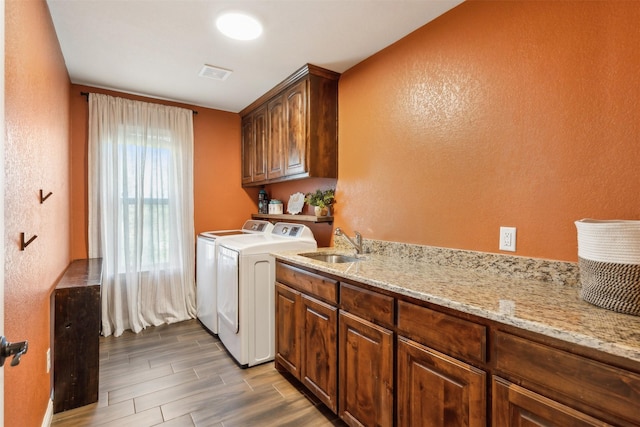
[251,213,333,224]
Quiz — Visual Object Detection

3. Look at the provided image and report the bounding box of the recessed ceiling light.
[216,12,263,41]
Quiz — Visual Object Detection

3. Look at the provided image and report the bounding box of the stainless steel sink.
[300,253,362,263]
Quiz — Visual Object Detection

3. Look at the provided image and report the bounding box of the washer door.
[217,246,240,333]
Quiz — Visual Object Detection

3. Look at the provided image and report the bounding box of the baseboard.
[41,399,53,427]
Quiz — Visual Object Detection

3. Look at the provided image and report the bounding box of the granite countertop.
[273,245,640,365]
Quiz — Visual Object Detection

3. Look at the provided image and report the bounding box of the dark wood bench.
[51,258,102,413]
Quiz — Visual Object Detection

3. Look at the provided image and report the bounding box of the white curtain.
[88,93,196,337]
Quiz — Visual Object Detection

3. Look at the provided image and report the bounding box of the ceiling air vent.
[199,64,232,81]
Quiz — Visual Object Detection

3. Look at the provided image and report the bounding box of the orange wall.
[5,0,71,425]
[70,85,256,259]
[336,0,640,262]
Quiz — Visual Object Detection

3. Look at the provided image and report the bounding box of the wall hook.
[20,233,37,251]
[40,189,53,204]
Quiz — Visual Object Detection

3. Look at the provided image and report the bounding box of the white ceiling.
[47,0,463,113]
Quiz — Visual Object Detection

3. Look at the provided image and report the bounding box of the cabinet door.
[252,106,268,183]
[267,94,285,180]
[300,294,338,412]
[284,79,308,177]
[397,337,486,427]
[492,377,611,427]
[339,311,394,427]
[241,115,253,184]
[275,282,301,378]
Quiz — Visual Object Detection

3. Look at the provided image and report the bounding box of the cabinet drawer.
[276,262,338,304]
[495,331,640,425]
[492,376,610,426]
[397,300,486,363]
[340,282,394,328]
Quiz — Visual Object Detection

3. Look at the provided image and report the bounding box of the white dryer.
[216,223,317,367]
[196,220,273,334]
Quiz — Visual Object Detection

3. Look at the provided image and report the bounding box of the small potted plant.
[305,188,335,216]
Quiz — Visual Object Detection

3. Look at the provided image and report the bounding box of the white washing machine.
[216,223,317,367]
[196,220,273,334]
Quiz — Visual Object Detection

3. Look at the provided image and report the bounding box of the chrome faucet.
[334,227,363,254]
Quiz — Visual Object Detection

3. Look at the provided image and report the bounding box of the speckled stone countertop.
[273,240,640,365]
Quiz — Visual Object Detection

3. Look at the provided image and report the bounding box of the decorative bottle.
[258,189,268,214]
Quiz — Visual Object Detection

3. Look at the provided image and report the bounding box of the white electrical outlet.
[499,226,516,252]
[46,348,51,373]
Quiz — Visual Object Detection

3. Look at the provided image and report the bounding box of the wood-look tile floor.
[51,320,345,427]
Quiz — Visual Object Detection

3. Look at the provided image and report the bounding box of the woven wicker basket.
[575,219,640,316]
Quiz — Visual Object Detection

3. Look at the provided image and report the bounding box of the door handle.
[0,336,28,367]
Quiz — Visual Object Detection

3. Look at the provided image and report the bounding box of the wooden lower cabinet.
[339,310,394,427]
[275,281,338,411]
[397,336,486,427]
[275,261,640,427]
[300,294,338,412]
[492,377,611,426]
[494,330,640,426]
[275,282,301,376]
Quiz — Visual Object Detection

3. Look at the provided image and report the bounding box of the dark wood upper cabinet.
[252,106,268,183]
[240,115,254,185]
[240,64,339,186]
[283,80,307,177]
[241,105,267,185]
[267,94,286,180]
